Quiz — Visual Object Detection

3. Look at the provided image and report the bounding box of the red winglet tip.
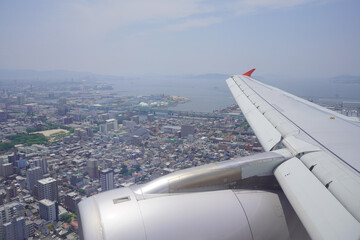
[242,68,256,77]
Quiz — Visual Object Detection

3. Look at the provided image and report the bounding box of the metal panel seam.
[231,191,254,240]
[134,196,149,240]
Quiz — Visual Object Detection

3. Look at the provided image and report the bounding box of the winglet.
[242,68,255,77]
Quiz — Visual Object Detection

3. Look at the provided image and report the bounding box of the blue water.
[110,75,360,113]
[111,77,235,112]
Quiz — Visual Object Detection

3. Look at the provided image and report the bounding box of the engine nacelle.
[78,187,309,240]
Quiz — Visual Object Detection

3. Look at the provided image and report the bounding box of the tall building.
[0,110,7,122]
[105,118,118,132]
[37,177,58,202]
[74,128,88,140]
[100,169,114,192]
[2,163,13,178]
[3,217,25,240]
[87,159,99,179]
[64,192,81,213]
[0,202,24,223]
[17,158,27,169]
[7,152,25,166]
[147,114,154,122]
[181,125,195,138]
[26,167,43,193]
[85,126,94,137]
[29,158,47,174]
[0,202,25,240]
[5,184,17,202]
[100,124,107,134]
[25,220,34,239]
[41,158,48,174]
[39,199,57,222]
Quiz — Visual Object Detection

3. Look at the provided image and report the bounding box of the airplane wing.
[78,70,360,240]
[226,70,360,239]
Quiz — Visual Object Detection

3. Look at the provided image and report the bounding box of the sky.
[0,0,359,78]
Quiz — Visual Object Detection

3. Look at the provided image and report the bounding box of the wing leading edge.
[226,70,360,239]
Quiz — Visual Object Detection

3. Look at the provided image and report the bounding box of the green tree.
[60,213,72,223]
[120,164,128,174]
[6,133,48,146]
[0,142,14,152]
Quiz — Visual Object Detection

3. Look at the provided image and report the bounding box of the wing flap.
[274,158,360,240]
[300,151,360,221]
[282,135,321,155]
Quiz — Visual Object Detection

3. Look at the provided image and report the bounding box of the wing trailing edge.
[275,158,360,240]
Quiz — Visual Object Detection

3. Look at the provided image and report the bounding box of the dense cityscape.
[0,78,359,239]
[0,78,262,240]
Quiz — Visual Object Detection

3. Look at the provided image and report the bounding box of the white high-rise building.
[100,169,114,192]
[26,167,43,193]
[38,177,58,202]
[39,199,57,221]
[106,119,118,132]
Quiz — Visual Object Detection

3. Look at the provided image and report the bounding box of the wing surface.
[227,74,360,171]
[226,72,360,239]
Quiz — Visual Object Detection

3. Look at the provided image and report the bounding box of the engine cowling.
[78,187,309,240]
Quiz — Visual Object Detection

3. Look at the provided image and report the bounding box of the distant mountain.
[0,69,232,81]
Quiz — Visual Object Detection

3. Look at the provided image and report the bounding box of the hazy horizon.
[1,68,359,109]
[1,0,360,79]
